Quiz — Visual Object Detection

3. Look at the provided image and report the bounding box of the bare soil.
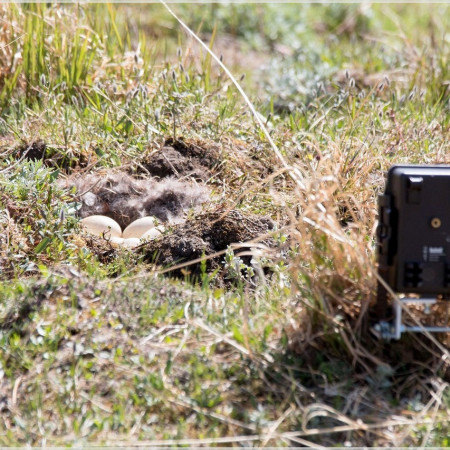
[140,208,275,277]
[16,140,95,171]
[141,138,221,181]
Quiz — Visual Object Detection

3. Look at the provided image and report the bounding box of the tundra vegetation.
[0,3,449,446]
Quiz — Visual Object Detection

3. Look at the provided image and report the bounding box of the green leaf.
[34,237,51,254]
[232,324,244,344]
[49,169,60,182]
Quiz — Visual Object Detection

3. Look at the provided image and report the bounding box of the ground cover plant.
[0,2,449,446]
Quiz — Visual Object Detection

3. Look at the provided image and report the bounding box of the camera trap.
[375,165,450,339]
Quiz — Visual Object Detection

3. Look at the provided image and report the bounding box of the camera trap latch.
[376,193,394,266]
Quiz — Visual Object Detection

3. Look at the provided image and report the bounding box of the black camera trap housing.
[375,165,450,338]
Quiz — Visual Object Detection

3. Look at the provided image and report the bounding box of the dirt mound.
[141,138,220,181]
[80,234,117,265]
[17,140,48,161]
[140,208,275,277]
[16,140,95,171]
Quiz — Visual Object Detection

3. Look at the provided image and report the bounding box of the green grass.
[0,2,449,446]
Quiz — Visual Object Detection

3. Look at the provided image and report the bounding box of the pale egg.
[121,238,141,248]
[122,216,157,239]
[81,215,122,238]
[141,227,164,240]
[110,236,125,247]
[109,237,140,249]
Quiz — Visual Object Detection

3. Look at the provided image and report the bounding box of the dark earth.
[140,208,275,277]
[141,137,221,181]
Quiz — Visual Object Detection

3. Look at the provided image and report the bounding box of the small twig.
[78,392,112,414]
[76,177,103,198]
[0,33,26,50]
[283,416,441,439]
[0,143,32,174]
[104,434,262,446]
[11,375,22,407]
[162,150,180,177]
[261,404,295,447]
[169,395,257,433]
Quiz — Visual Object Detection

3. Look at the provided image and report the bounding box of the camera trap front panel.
[378,165,450,296]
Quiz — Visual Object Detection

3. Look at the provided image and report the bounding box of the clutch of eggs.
[81,215,163,248]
